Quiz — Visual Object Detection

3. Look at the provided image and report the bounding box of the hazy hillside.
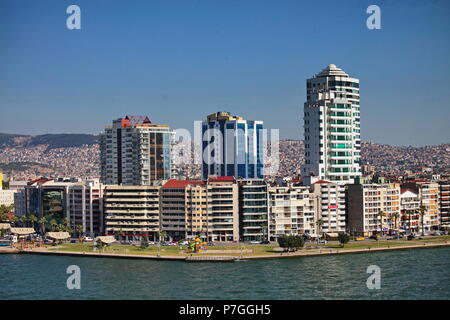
[0,133,98,149]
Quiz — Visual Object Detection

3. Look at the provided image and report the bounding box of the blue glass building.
[202,112,264,179]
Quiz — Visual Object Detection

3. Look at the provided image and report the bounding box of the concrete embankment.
[0,247,20,254]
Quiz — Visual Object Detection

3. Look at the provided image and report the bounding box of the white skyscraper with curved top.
[302,64,361,185]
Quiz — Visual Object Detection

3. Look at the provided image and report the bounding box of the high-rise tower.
[100,115,174,185]
[301,64,361,185]
[202,111,264,180]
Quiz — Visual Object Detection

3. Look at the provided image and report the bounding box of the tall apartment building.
[206,176,239,242]
[439,181,450,228]
[311,180,346,235]
[67,180,104,236]
[347,183,401,236]
[104,185,161,241]
[160,179,208,241]
[0,190,15,207]
[202,112,264,180]
[21,178,104,235]
[267,184,316,240]
[302,64,361,185]
[400,187,420,232]
[404,182,440,232]
[238,179,269,242]
[100,115,174,185]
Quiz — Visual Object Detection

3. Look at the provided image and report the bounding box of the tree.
[20,215,27,227]
[377,210,385,234]
[419,205,426,236]
[50,219,58,232]
[316,219,324,238]
[38,217,47,235]
[28,215,37,229]
[158,230,167,243]
[277,235,288,251]
[277,235,304,252]
[392,212,400,230]
[76,225,84,239]
[338,233,351,248]
[140,236,149,249]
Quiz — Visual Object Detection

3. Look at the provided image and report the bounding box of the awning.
[326,233,339,237]
[46,232,70,240]
[0,223,11,230]
[95,236,116,244]
[10,227,36,236]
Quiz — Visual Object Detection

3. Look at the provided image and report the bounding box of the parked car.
[179,241,189,245]
[84,236,94,242]
[431,231,442,236]
[317,239,327,244]
[249,241,260,244]
[407,234,416,240]
[355,237,365,241]
[44,239,53,244]
[206,242,216,246]
[260,240,270,244]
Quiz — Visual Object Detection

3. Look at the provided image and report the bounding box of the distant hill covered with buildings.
[0,133,448,181]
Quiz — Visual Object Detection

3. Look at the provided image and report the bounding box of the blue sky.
[0,0,449,146]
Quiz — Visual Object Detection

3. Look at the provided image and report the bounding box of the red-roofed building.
[160,179,208,240]
[207,176,235,182]
[162,179,205,189]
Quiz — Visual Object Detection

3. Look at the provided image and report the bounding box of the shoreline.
[13,241,450,262]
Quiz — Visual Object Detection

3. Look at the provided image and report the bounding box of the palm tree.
[20,216,27,227]
[392,212,400,230]
[392,212,400,239]
[419,205,426,236]
[315,219,324,246]
[50,219,58,232]
[377,210,385,235]
[28,214,37,230]
[76,224,84,240]
[12,216,19,226]
[38,217,47,235]
[159,230,167,243]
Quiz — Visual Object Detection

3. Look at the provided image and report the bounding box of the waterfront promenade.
[12,238,450,262]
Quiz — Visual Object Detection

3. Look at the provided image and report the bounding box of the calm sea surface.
[1,247,449,300]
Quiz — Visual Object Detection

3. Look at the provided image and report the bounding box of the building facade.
[160,179,208,241]
[67,180,104,236]
[400,187,420,233]
[104,185,161,241]
[439,181,450,228]
[311,180,346,235]
[238,179,269,242]
[100,115,174,185]
[206,176,239,242]
[347,183,401,236]
[302,64,361,185]
[268,184,316,240]
[202,112,264,180]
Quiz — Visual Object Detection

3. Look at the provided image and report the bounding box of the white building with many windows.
[100,115,174,186]
[302,64,361,185]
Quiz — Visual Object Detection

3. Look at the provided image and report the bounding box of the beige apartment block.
[160,179,208,241]
[268,184,316,240]
[402,181,440,233]
[206,176,239,242]
[311,180,346,235]
[347,183,401,236]
[104,185,161,241]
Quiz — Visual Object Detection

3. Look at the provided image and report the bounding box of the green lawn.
[47,235,450,257]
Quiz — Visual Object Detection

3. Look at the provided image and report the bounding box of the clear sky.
[0,0,449,146]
